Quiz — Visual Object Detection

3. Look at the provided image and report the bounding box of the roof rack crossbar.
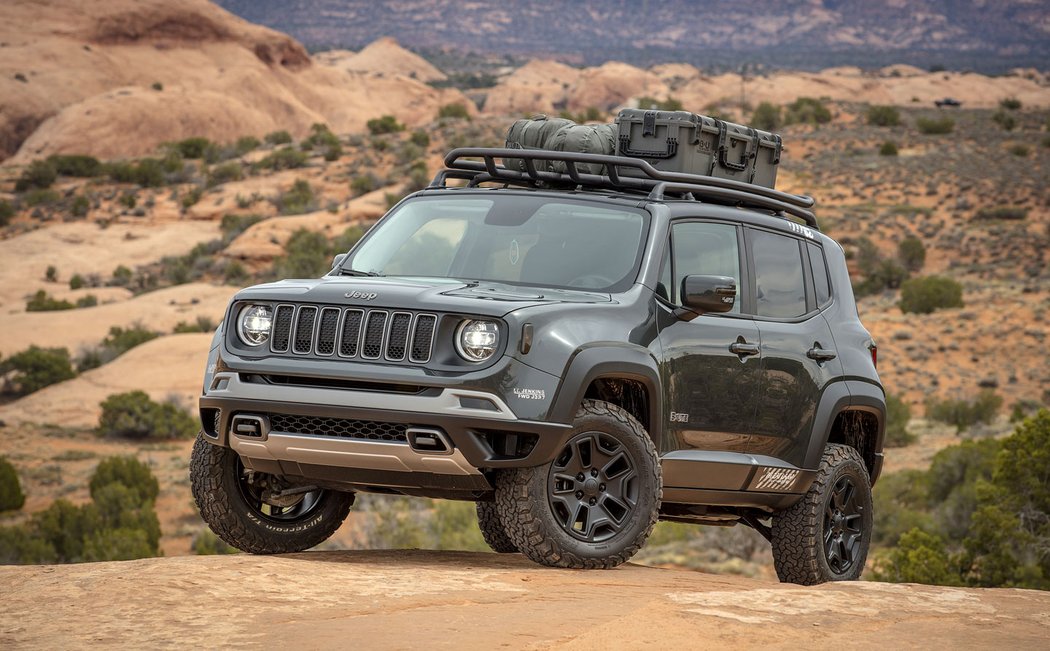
[648,182,817,227]
[444,147,815,209]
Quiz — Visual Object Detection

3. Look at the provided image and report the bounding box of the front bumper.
[200,372,573,492]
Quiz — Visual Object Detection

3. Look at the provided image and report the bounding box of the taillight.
[869,344,878,369]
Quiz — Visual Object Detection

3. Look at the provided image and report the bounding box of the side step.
[659,450,816,509]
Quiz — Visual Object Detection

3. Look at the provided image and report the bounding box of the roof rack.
[432,147,818,229]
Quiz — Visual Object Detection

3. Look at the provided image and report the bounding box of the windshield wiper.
[339,269,384,277]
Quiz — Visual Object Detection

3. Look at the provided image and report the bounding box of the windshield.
[342,195,649,292]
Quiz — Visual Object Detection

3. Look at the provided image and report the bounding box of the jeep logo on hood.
[344,291,378,301]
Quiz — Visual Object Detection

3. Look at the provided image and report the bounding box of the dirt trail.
[0,551,1047,649]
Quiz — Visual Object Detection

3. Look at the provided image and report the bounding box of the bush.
[89,456,159,505]
[172,137,212,159]
[256,147,306,171]
[897,236,926,272]
[0,346,76,395]
[366,115,404,135]
[301,123,340,150]
[26,289,74,311]
[878,141,899,156]
[992,111,1017,131]
[15,159,57,192]
[234,135,261,155]
[101,324,160,355]
[350,173,381,196]
[105,158,166,187]
[1008,144,1029,157]
[75,295,97,308]
[885,393,915,447]
[898,275,963,314]
[409,130,430,148]
[112,265,133,286]
[173,315,217,333]
[784,97,831,125]
[207,162,243,187]
[999,97,1022,111]
[47,154,103,177]
[275,179,315,215]
[751,102,781,130]
[0,457,25,512]
[45,265,57,282]
[181,186,202,209]
[69,274,84,290]
[916,117,954,134]
[867,105,901,127]
[0,199,13,226]
[265,130,293,145]
[272,226,366,279]
[97,390,198,440]
[220,213,265,241]
[926,390,1003,433]
[973,206,1027,221]
[71,195,90,217]
[873,528,959,585]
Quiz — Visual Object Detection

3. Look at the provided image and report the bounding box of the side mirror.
[681,275,737,315]
[330,253,347,271]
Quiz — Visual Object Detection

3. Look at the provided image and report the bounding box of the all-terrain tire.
[494,400,661,569]
[771,443,873,585]
[476,500,519,553]
[190,433,354,554]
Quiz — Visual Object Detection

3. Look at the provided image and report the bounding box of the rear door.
[745,227,844,467]
[656,220,762,454]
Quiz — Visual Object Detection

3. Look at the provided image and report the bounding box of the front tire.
[495,400,661,569]
[476,500,518,553]
[771,443,873,585]
[190,433,354,554]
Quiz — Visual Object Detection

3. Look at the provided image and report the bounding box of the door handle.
[729,342,760,357]
[807,345,837,362]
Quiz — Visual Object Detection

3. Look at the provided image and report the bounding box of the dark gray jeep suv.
[190,148,885,585]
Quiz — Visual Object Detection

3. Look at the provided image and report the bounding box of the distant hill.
[214,0,1050,72]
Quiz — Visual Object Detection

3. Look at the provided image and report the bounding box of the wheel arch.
[804,380,886,484]
[549,346,664,452]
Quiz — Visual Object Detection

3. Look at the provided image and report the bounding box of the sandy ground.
[0,551,1047,649]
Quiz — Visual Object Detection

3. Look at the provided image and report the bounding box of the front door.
[657,221,762,453]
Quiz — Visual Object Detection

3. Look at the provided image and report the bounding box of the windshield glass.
[343,195,649,292]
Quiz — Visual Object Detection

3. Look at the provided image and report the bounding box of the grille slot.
[268,413,408,442]
[410,314,437,363]
[362,311,388,359]
[271,305,295,352]
[316,308,340,355]
[263,303,437,365]
[293,307,317,354]
[386,312,412,361]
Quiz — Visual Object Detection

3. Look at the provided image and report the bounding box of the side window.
[671,222,741,313]
[807,242,831,306]
[751,229,807,319]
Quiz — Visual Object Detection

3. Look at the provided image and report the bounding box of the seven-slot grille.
[269,304,437,364]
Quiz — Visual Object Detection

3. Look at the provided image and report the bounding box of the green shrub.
[750,102,781,130]
[559,106,605,123]
[926,390,1003,433]
[45,265,57,282]
[112,265,133,285]
[272,226,366,279]
[409,130,430,148]
[999,97,1022,111]
[0,199,13,226]
[15,159,57,192]
[207,162,243,187]
[973,206,1028,221]
[75,295,97,308]
[275,179,316,215]
[256,147,307,171]
[898,275,963,314]
[878,141,899,156]
[302,123,340,150]
[1008,144,1029,157]
[264,130,293,145]
[181,187,202,209]
[118,192,137,209]
[873,528,960,585]
[367,115,405,135]
[323,144,343,161]
[69,274,84,290]
[193,529,238,555]
[89,456,159,505]
[223,260,249,285]
[916,117,954,135]
[867,105,901,127]
[105,158,165,187]
[151,81,163,91]
[0,457,25,512]
[23,189,60,207]
[47,154,103,177]
[0,346,75,395]
[219,213,265,241]
[26,289,74,311]
[234,135,260,155]
[897,236,926,272]
[350,173,381,196]
[992,111,1017,131]
[71,195,90,217]
[784,97,831,125]
[172,137,213,159]
[101,324,160,355]
[885,393,915,447]
[97,390,198,440]
[173,315,217,333]
[1042,135,1050,149]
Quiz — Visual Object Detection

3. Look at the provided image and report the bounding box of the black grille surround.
[269,303,437,364]
[267,413,408,442]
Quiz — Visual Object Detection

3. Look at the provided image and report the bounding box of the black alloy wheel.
[235,458,324,523]
[823,475,864,574]
[548,431,639,543]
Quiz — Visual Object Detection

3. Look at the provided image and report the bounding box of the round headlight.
[455,320,499,363]
[238,305,273,346]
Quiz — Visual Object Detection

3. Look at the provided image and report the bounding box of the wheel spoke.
[600,495,630,526]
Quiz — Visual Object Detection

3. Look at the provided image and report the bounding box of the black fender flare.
[803,379,887,480]
[548,345,664,451]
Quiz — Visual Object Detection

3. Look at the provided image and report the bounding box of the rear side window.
[751,230,807,319]
[808,242,831,306]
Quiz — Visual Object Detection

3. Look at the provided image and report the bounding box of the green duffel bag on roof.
[504,114,575,173]
[545,123,616,175]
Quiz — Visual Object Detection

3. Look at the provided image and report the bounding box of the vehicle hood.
[232,276,611,318]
